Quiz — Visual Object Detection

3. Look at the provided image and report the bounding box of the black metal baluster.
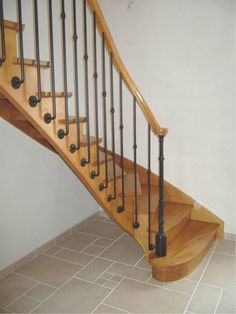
[155,135,167,257]
[0,0,6,67]
[99,32,108,192]
[43,0,56,124]
[69,0,81,151]
[117,73,125,213]
[81,0,91,166]
[57,0,69,139]
[29,0,42,107]
[148,124,155,250]
[11,0,25,88]
[107,53,116,202]
[132,97,139,228]
[90,11,100,179]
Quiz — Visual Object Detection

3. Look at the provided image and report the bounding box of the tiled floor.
[0,216,235,313]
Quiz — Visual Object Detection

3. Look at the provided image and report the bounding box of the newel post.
[155,134,167,257]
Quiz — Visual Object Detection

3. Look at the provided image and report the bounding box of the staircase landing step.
[58,116,87,124]
[41,92,73,98]
[92,151,113,166]
[3,20,25,31]
[13,58,50,68]
[150,220,218,281]
[80,136,102,147]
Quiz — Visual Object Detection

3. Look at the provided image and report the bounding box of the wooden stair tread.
[58,116,87,124]
[3,20,25,31]
[149,202,192,233]
[80,135,102,147]
[150,220,218,267]
[41,92,73,98]
[122,170,142,196]
[13,58,50,68]
[102,161,124,183]
[92,151,113,166]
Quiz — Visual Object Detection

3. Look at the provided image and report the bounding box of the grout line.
[22,294,43,303]
[101,303,131,313]
[214,288,224,314]
[74,230,118,241]
[5,282,39,309]
[13,272,58,289]
[91,278,125,314]
[183,240,218,314]
[42,253,85,267]
[134,254,145,266]
[94,261,116,282]
[146,273,153,283]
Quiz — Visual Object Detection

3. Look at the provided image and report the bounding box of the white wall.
[98,0,235,233]
[0,120,98,271]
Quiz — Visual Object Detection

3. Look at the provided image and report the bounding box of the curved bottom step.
[150,220,219,282]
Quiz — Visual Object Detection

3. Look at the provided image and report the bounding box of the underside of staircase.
[0,5,223,282]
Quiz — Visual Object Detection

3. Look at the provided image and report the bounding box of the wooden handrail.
[86,0,168,136]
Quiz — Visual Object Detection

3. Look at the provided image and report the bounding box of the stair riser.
[0,28,17,62]
[149,213,191,246]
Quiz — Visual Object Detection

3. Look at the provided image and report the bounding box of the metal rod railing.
[29,0,42,108]
[117,73,125,213]
[57,0,69,139]
[81,0,91,166]
[132,97,139,229]
[107,53,116,202]
[99,32,108,192]
[11,0,25,89]
[148,124,154,250]
[90,11,100,179]
[69,0,81,152]
[0,0,6,67]
[44,0,57,124]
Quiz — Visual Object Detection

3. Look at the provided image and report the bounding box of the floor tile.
[16,255,82,287]
[186,268,203,282]
[26,283,56,302]
[104,280,118,289]
[44,246,62,256]
[80,221,124,240]
[94,304,127,313]
[101,272,113,280]
[111,275,123,283]
[187,283,221,313]
[216,303,236,313]
[7,295,39,313]
[33,278,110,313]
[148,277,197,295]
[0,307,10,313]
[82,245,105,256]
[76,258,113,282]
[108,262,151,282]
[105,278,190,313]
[93,238,114,248]
[100,235,144,265]
[55,248,94,265]
[0,273,36,307]
[95,278,107,285]
[57,232,98,252]
[215,240,235,255]
[220,289,235,306]
[201,253,236,290]
[136,256,152,270]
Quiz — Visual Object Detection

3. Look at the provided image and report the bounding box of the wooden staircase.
[0,2,223,282]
